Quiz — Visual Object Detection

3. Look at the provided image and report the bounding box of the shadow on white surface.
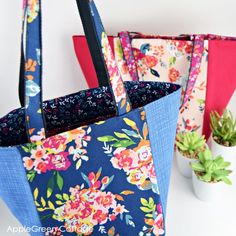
[166,156,236,236]
[0,200,28,236]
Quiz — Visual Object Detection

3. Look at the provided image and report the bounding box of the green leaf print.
[56,171,64,191]
[47,174,55,198]
[97,136,118,142]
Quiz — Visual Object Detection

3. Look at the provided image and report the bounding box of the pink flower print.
[79,202,94,219]
[156,204,163,214]
[109,213,117,221]
[92,209,108,225]
[47,152,71,171]
[111,148,138,171]
[53,170,130,235]
[94,191,116,210]
[153,214,165,235]
[88,172,102,189]
[43,135,67,152]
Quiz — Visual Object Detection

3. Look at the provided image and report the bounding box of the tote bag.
[74,33,236,140]
[0,0,181,235]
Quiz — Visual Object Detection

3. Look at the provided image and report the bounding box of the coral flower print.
[101,32,131,112]
[111,148,138,171]
[21,126,91,178]
[52,169,133,235]
[145,55,158,68]
[20,108,166,235]
[168,68,180,83]
[98,116,159,193]
[134,140,152,164]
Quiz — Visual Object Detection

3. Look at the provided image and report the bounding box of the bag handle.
[22,0,131,142]
[118,32,205,107]
[22,0,46,142]
[183,35,205,107]
[19,0,110,107]
[118,31,139,81]
[19,2,27,107]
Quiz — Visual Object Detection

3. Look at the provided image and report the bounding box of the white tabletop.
[166,158,236,236]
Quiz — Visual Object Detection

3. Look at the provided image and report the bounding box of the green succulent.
[210,109,236,147]
[191,149,232,185]
[176,131,206,158]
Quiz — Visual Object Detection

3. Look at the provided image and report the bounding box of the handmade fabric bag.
[0,1,181,235]
[74,33,236,140]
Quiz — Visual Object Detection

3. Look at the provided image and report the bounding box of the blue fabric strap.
[23,0,46,142]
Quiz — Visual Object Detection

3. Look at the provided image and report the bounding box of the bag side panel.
[145,89,181,215]
[0,148,43,236]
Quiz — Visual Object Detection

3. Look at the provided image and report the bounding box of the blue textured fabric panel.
[145,89,181,215]
[0,148,43,236]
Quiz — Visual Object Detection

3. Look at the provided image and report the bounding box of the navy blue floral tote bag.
[0,0,181,235]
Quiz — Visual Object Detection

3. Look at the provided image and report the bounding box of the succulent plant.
[210,109,236,147]
[176,131,206,158]
[191,149,232,185]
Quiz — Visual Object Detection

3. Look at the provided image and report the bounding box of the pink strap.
[118,33,205,107]
[118,31,139,81]
[183,35,205,107]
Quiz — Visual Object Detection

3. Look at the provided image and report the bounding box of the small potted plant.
[191,149,232,202]
[210,109,236,178]
[176,131,206,178]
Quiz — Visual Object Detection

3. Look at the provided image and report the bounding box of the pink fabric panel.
[73,35,115,88]
[203,40,236,139]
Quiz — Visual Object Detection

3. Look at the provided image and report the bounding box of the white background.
[0,0,236,235]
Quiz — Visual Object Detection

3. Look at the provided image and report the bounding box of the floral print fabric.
[178,41,208,134]
[118,31,139,81]
[90,1,132,116]
[115,36,208,135]
[23,0,46,141]
[101,32,132,114]
[18,108,165,236]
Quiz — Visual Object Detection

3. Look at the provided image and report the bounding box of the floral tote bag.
[74,32,236,140]
[0,1,181,236]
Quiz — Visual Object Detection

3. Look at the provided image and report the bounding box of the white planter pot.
[192,171,225,202]
[176,149,196,178]
[210,137,236,183]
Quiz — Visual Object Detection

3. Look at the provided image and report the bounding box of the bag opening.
[0,81,180,146]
